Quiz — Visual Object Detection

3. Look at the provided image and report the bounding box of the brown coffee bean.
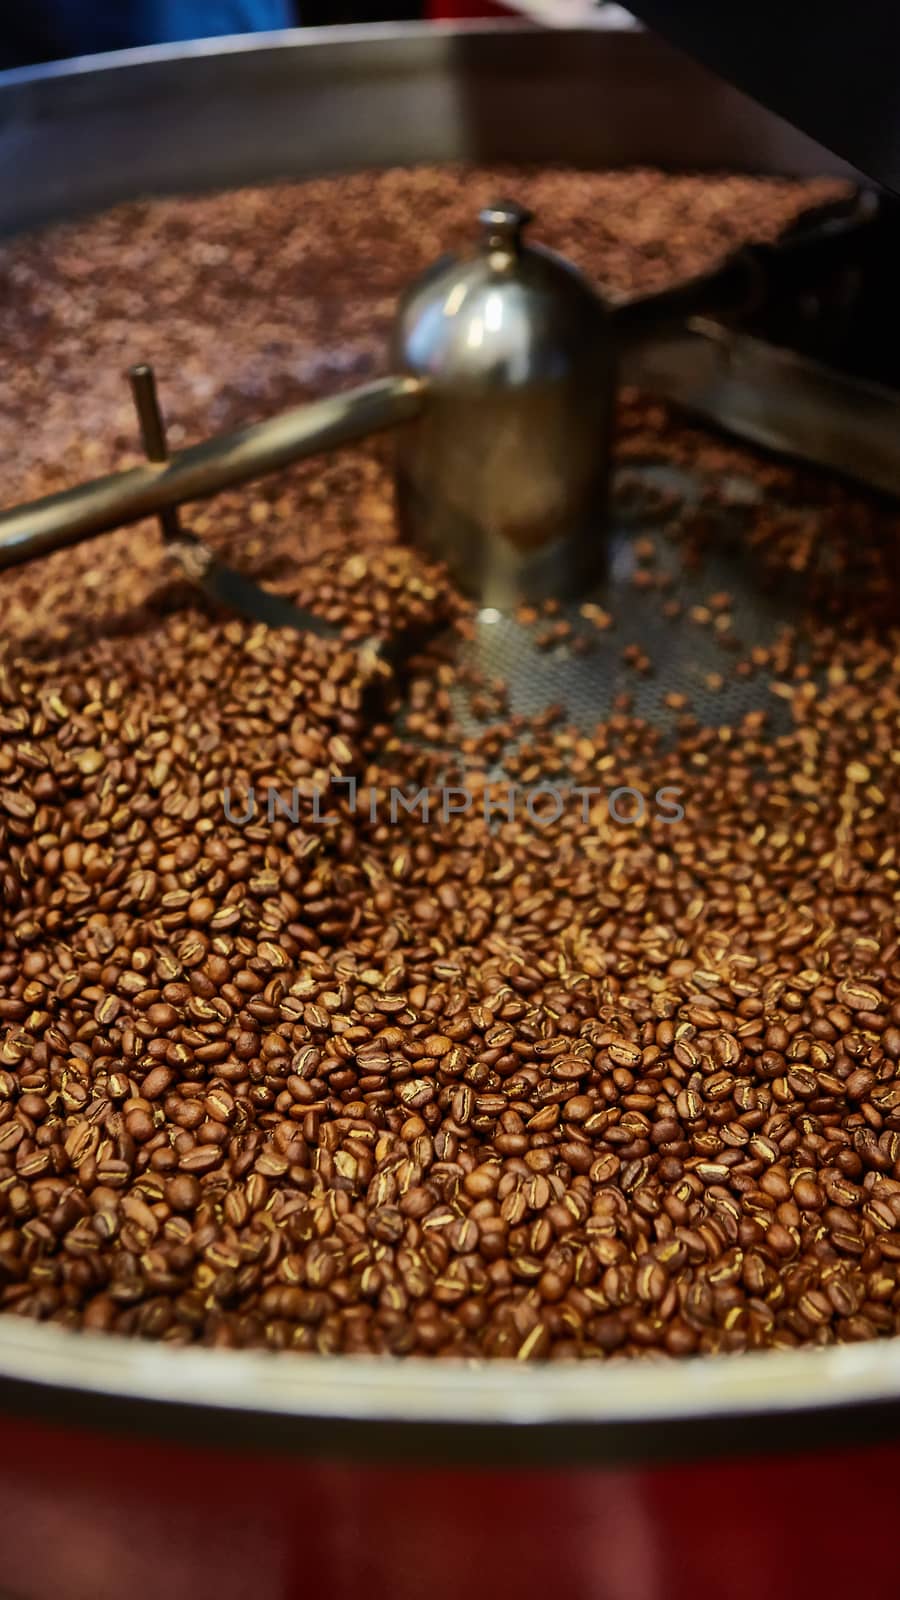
[793,1176,824,1212]
[146,1002,178,1030]
[142,1067,175,1101]
[836,979,883,1013]
[608,1038,642,1069]
[0,161,887,1364]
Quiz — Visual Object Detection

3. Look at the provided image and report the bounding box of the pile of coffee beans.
[1,167,899,1361]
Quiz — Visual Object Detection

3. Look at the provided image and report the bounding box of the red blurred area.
[427,2,517,16]
[1,1407,900,1600]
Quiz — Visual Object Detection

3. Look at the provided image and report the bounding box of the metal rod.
[0,374,426,571]
[610,254,759,342]
[128,363,182,542]
[611,189,878,344]
[621,319,900,502]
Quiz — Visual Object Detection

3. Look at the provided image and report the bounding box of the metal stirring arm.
[0,372,425,574]
[125,365,360,642]
[609,187,880,343]
[0,190,885,631]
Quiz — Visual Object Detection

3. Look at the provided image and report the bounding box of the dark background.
[627,0,900,198]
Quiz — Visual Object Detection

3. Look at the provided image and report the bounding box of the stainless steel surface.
[452,460,802,742]
[0,23,894,1453]
[393,199,615,604]
[624,320,900,501]
[0,375,424,570]
[0,24,860,241]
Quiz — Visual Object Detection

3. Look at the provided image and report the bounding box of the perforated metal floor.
[448,462,805,744]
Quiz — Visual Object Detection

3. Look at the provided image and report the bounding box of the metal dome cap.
[391,199,617,607]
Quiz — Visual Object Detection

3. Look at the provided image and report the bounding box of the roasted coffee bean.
[0,163,896,1363]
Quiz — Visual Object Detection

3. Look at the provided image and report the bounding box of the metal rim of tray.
[0,23,889,1458]
[1,1313,900,1462]
[0,19,860,238]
